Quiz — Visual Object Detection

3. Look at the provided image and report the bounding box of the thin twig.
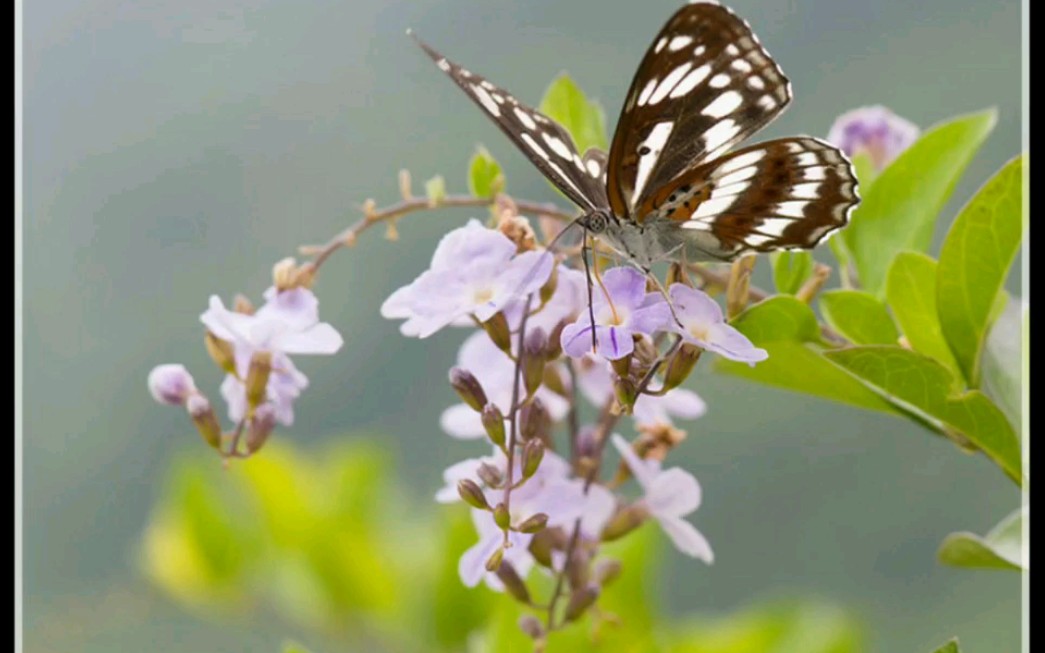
[501,294,535,547]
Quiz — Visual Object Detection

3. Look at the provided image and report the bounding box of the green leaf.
[424,174,446,205]
[819,290,899,345]
[825,346,1022,484]
[281,642,315,653]
[937,155,1024,386]
[538,73,608,153]
[929,639,960,653]
[842,109,997,296]
[981,296,1024,432]
[885,252,961,377]
[849,150,878,189]
[770,250,814,295]
[938,507,1025,571]
[467,145,505,199]
[714,297,904,416]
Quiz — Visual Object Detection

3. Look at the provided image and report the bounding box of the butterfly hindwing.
[643,137,858,260]
[411,33,604,212]
[606,1,792,221]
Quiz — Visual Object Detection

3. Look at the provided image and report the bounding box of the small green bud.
[495,561,531,604]
[661,343,703,392]
[601,504,649,542]
[481,311,513,353]
[186,394,222,450]
[476,462,504,488]
[493,503,511,529]
[245,404,276,454]
[516,513,549,534]
[449,367,488,412]
[485,546,505,572]
[613,376,637,415]
[564,584,600,623]
[518,615,545,641]
[457,479,490,510]
[521,439,545,479]
[522,327,548,397]
[204,331,237,376]
[244,350,273,412]
[481,403,506,447]
[519,398,550,442]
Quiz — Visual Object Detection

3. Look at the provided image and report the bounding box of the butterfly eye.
[583,209,612,234]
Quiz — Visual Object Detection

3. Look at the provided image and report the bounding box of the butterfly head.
[578,208,614,235]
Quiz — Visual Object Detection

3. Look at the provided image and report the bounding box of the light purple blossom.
[612,434,713,562]
[200,287,343,425]
[827,105,920,172]
[664,285,767,365]
[576,355,707,427]
[439,331,570,439]
[380,219,554,338]
[504,264,587,333]
[560,267,670,360]
[148,364,197,406]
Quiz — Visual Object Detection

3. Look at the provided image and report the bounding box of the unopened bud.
[476,462,504,488]
[666,262,693,288]
[485,546,504,572]
[726,254,756,319]
[613,376,637,415]
[601,504,650,542]
[398,168,413,200]
[294,262,316,289]
[522,327,548,397]
[204,331,237,376]
[519,398,551,442]
[495,561,531,604]
[498,214,537,253]
[186,394,222,449]
[529,527,568,568]
[566,548,591,590]
[245,351,273,411]
[610,352,633,379]
[449,368,488,412]
[521,439,545,479]
[481,312,512,353]
[148,364,197,406]
[541,366,567,397]
[480,403,506,447]
[493,503,511,530]
[518,615,545,641]
[545,319,567,360]
[245,404,277,454]
[272,257,298,291]
[564,584,601,623]
[232,294,255,315]
[538,263,558,303]
[593,559,622,587]
[457,479,490,510]
[661,343,703,392]
[516,513,549,534]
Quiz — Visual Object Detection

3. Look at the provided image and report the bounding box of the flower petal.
[610,433,658,490]
[658,516,714,562]
[458,531,503,588]
[600,267,648,310]
[439,404,488,439]
[273,323,344,355]
[703,322,768,364]
[645,467,702,518]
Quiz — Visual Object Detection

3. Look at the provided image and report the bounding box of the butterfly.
[409,1,859,272]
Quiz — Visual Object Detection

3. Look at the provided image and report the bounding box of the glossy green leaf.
[885,252,961,377]
[825,346,1022,484]
[538,73,608,153]
[819,290,899,345]
[770,250,814,295]
[842,109,996,296]
[937,155,1024,386]
[468,145,505,199]
[929,639,960,653]
[715,297,903,415]
[981,296,1024,432]
[938,507,1025,571]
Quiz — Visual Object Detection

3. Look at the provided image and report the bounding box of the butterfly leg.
[581,232,599,354]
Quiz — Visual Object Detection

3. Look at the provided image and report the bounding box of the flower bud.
[481,311,512,354]
[541,366,567,397]
[186,394,222,449]
[245,403,277,454]
[826,104,919,172]
[601,504,650,542]
[516,513,549,534]
[612,376,637,415]
[661,343,703,392]
[529,527,568,568]
[522,327,548,397]
[232,293,255,315]
[480,403,506,447]
[449,367,488,412]
[499,213,537,254]
[518,615,545,641]
[566,548,591,590]
[272,257,298,291]
[610,352,633,379]
[485,546,505,572]
[245,350,273,412]
[726,254,756,319]
[204,331,237,376]
[564,583,600,623]
[148,364,197,406]
[545,319,567,360]
[538,262,558,303]
[457,479,490,510]
[521,439,545,479]
[593,559,622,587]
[495,561,532,604]
[476,462,504,488]
[665,262,693,288]
[493,503,511,530]
[519,398,551,443]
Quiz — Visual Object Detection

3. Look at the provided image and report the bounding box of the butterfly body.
[411,1,859,267]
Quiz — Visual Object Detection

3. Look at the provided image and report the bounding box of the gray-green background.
[24,1,1023,651]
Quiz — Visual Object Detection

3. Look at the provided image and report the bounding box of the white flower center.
[473,287,495,305]
[687,320,710,343]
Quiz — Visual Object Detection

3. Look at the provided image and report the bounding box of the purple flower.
[200,287,343,425]
[576,355,707,426]
[148,364,197,406]
[612,434,713,562]
[439,331,570,439]
[504,264,587,333]
[380,219,554,338]
[560,267,670,360]
[664,285,767,365]
[827,105,920,172]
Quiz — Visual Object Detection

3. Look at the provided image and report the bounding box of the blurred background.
[23,0,1023,651]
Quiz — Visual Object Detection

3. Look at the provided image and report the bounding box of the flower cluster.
[147,259,343,458]
[382,214,766,638]
[827,104,920,172]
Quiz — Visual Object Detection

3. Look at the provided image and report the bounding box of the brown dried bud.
[272,257,298,291]
[204,331,237,376]
[495,561,532,604]
[485,546,504,572]
[593,559,622,587]
[493,503,511,529]
[457,479,490,510]
[522,327,548,397]
[529,527,568,568]
[521,439,545,479]
[538,262,558,303]
[519,398,551,443]
[601,503,650,542]
[564,583,601,623]
[544,319,567,360]
[518,614,545,641]
[661,343,703,392]
[636,423,687,464]
[232,294,255,315]
[294,262,316,289]
[245,351,273,412]
[516,513,549,534]
[726,254,756,319]
[186,394,222,449]
[449,368,488,412]
[480,403,506,447]
[481,311,513,353]
[566,548,591,590]
[498,213,537,253]
[665,262,693,288]
[476,462,504,488]
[245,404,277,454]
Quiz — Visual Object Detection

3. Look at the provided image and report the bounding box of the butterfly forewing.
[647,137,858,260]
[411,33,606,212]
[606,1,792,221]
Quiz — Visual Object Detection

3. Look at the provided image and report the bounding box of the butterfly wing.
[411,33,608,212]
[606,2,792,221]
[641,137,858,261]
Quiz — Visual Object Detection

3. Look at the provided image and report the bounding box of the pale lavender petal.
[257,287,319,329]
[561,320,598,359]
[658,516,714,562]
[380,285,415,319]
[439,404,488,439]
[645,468,702,518]
[595,325,634,360]
[272,323,344,355]
[827,105,919,171]
[148,364,196,406]
[629,298,674,336]
[650,388,707,422]
[431,219,517,271]
[669,284,724,324]
[703,323,768,364]
[435,457,485,503]
[507,265,587,332]
[599,267,648,310]
[220,374,248,422]
[458,531,503,588]
[200,295,254,343]
[580,483,617,538]
[526,478,587,527]
[610,434,658,490]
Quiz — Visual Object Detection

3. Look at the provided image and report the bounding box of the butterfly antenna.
[581,231,598,354]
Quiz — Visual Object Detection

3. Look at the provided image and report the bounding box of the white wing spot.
[654,36,668,53]
[693,195,739,220]
[632,121,675,204]
[803,167,828,181]
[437,58,451,72]
[542,133,574,160]
[586,158,601,177]
[731,59,753,74]
[680,220,712,231]
[744,233,774,247]
[693,44,707,58]
[521,133,549,159]
[790,182,823,200]
[716,149,764,175]
[794,152,821,166]
[709,73,732,89]
[472,85,501,116]
[747,76,765,90]
[737,36,755,50]
[759,217,795,236]
[669,63,711,99]
[514,107,537,129]
[650,62,693,104]
[772,202,809,219]
[716,165,759,187]
[725,44,740,56]
[668,35,694,51]
[701,119,740,157]
[702,90,743,118]
[637,77,659,106]
[757,96,777,111]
